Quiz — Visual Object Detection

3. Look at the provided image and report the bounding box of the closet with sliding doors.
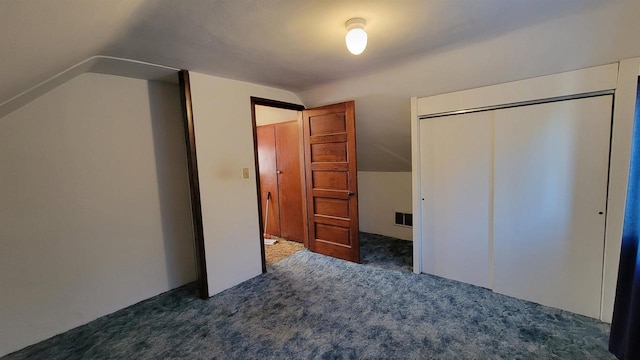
[413,64,620,320]
[257,121,305,242]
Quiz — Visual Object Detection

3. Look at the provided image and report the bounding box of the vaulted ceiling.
[1,0,609,103]
[1,0,633,171]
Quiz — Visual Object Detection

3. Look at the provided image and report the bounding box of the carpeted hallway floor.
[265,232,412,270]
[4,235,614,359]
[265,237,305,265]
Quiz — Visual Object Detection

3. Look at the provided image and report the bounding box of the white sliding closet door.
[420,111,493,288]
[493,95,612,318]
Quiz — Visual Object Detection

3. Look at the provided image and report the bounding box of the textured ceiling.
[1,0,607,104]
[1,0,620,172]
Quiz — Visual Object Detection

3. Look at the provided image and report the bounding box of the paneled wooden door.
[419,111,493,288]
[274,121,305,242]
[302,101,360,263]
[256,121,305,242]
[256,125,281,237]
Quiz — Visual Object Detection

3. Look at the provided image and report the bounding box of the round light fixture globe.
[345,18,367,55]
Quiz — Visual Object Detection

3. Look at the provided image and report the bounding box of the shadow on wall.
[147,80,197,285]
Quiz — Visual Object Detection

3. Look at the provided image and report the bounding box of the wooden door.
[493,95,612,318]
[256,125,280,237]
[275,121,305,242]
[303,101,360,262]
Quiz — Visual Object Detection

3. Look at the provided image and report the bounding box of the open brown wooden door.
[303,101,360,263]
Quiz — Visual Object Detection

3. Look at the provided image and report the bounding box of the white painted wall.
[0,73,196,356]
[255,105,298,126]
[187,72,302,296]
[357,172,412,241]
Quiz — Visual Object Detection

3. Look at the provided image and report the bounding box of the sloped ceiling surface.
[0,0,147,104]
[103,0,604,92]
[0,0,620,170]
[1,0,609,103]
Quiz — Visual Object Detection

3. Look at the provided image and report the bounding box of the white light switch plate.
[242,167,250,179]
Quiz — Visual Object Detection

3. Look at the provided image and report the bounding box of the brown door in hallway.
[302,101,360,263]
[257,125,281,237]
[257,121,305,242]
[275,121,305,242]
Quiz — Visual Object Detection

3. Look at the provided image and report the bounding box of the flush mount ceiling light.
[345,18,368,55]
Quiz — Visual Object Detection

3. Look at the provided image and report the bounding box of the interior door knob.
[276,170,282,174]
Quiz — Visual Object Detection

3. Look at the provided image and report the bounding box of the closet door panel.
[420,111,493,288]
[275,121,304,242]
[493,95,612,318]
[257,125,281,237]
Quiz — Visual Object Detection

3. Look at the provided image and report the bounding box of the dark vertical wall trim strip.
[179,70,209,299]
[250,98,267,273]
[609,77,640,360]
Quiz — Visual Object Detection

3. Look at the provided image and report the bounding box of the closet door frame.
[411,63,626,321]
[603,58,640,322]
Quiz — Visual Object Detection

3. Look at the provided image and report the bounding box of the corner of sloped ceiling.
[295,0,640,173]
[0,56,179,120]
[297,87,412,173]
[353,93,412,172]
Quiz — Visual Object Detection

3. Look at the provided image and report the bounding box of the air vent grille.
[394,212,412,227]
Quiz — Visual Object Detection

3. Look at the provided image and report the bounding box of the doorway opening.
[250,98,306,270]
[251,98,363,271]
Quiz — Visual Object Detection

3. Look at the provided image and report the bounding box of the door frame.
[178,70,208,299]
[411,63,625,321]
[250,97,306,273]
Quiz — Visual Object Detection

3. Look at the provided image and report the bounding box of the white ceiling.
[2,0,632,172]
[0,0,608,104]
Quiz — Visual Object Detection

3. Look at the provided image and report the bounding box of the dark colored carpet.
[360,232,413,272]
[4,240,613,359]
